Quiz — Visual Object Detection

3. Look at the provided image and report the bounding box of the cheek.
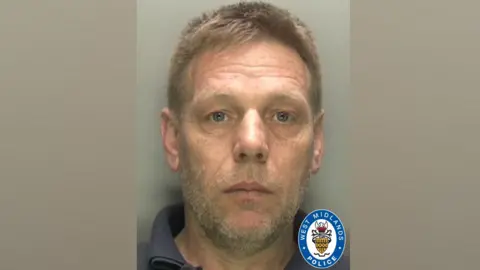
[198,136,232,167]
[270,131,313,166]
[268,135,312,187]
[182,134,232,179]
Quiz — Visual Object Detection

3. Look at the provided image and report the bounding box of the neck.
[175,209,297,270]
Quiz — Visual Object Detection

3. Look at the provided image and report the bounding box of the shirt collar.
[147,203,186,269]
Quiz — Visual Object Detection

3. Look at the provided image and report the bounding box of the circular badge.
[297,209,346,269]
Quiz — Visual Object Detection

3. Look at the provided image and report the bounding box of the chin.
[225,210,271,229]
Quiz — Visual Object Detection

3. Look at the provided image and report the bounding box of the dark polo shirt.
[137,203,350,270]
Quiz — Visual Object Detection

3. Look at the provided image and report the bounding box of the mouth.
[224,181,273,194]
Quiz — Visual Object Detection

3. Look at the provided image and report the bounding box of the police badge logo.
[298,209,346,269]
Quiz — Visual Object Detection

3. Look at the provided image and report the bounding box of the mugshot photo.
[4,0,478,269]
[136,1,350,269]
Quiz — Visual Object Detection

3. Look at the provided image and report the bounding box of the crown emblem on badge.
[316,221,328,232]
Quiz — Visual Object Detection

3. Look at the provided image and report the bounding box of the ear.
[310,110,325,174]
[160,108,181,172]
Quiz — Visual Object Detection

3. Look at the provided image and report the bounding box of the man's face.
[162,40,324,252]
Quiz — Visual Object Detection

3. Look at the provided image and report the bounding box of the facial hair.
[179,146,312,257]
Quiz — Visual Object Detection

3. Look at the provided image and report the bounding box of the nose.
[233,110,269,163]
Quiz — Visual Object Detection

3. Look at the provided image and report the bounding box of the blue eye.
[275,111,292,122]
[209,111,228,122]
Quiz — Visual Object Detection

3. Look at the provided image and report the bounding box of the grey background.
[0,1,137,269]
[1,0,479,269]
[351,0,479,268]
[137,0,350,242]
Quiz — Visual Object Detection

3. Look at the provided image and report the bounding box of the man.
[138,2,349,270]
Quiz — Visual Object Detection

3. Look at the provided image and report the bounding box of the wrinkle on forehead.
[202,65,305,81]
[190,41,310,97]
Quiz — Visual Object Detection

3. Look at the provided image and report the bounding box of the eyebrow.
[193,89,308,104]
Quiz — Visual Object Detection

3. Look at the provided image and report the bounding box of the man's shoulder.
[137,243,349,270]
[137,203,187,270]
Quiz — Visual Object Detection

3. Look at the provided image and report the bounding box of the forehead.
[189,41,310,102]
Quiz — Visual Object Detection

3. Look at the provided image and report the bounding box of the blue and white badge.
[298,209,346,269]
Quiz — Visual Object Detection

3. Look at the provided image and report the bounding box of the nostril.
[236,152,266,161]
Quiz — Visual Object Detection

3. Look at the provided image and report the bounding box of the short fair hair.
[167,1,322,117]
